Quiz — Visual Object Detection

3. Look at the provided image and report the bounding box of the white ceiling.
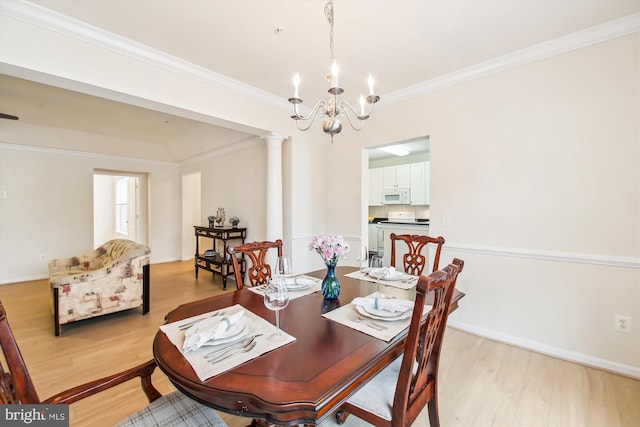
[0,0,638,161]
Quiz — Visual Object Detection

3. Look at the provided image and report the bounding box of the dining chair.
[0,300,227,427]
[228,239,283,290]
[389,233,445,275]
[335,258,464,427]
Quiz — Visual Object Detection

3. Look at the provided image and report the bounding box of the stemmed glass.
[274,256,292,279]
[355,245,369,277]
[263,279,290,342]
[369,255,386,296]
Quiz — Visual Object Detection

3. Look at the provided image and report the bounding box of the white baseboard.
[0,274,48,285]
[447,320,640,379]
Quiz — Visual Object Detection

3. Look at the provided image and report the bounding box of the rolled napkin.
[183,310,244,353]
[352,297,414,313]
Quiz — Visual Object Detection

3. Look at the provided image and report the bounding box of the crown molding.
[0,0,290,112]
[178,136,262,166]
[0,141,179,167]
[2,1,638,108]
[383,12,640,105]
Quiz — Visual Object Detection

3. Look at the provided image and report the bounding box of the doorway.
[93,170,148,248]
[364,136,430,256]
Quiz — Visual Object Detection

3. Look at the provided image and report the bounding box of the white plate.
[368,269,405,281]
[363,305,411,319]
[355,305,410,321]
[287,277,316,290]
[200,317,255,346]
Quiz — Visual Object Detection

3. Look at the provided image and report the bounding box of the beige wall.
[320,34,640,375]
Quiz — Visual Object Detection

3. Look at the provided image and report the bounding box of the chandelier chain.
[325,1,335,62]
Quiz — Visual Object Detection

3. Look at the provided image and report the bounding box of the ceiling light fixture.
[288,1,380,143]
[379,146,409,157]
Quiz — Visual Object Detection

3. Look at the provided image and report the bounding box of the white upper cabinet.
[410,162,430,205]
[368,167,383,206]
[369,162,429,206]
[383,164,411,190]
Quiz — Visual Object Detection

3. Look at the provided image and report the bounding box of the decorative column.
[262,133,286,242]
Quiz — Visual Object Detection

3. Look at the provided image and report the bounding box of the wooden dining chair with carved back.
[228,239,283,290]
[0,300,227,427]
[335,258,464,427]
[389,233,445,275]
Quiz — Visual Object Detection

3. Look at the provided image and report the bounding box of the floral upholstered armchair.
[48,239,151,336]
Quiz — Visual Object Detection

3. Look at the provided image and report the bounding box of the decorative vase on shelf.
[321,261,341,300]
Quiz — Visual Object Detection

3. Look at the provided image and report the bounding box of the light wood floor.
[1,260,638,427]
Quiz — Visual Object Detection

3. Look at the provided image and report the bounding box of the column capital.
[260,132,287,144]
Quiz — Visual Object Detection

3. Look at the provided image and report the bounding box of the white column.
[262,133,286,242]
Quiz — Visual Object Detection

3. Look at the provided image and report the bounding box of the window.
[116,177,128,235]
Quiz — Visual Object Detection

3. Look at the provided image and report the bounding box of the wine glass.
[263,279,290,342]
[355,245,369,277]
[274,256,292,279]
[369,255,386,296]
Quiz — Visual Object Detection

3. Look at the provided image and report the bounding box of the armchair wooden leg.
[53,287,61,336]
[142,264,150,315]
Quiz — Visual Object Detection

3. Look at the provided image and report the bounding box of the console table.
[194,226,246,290]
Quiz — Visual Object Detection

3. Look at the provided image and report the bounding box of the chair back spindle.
[390,234,445,275]
[228,240,283,290]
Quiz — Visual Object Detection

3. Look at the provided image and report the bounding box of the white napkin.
[370,266,396,278]
[352,297,414,313]
[183,310,244,353]
[271,277,316,287]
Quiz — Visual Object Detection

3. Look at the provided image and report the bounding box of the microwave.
[382,188,410,204]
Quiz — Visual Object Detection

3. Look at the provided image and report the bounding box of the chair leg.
[142,264,150,315]
[427,394,440,427]
[336,409,350,425]
[53,287,61,336]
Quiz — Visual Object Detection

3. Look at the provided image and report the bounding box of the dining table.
[153,266,465,426]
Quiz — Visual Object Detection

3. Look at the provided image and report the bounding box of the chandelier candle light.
[309,234,350,299]
[288,1,380,143]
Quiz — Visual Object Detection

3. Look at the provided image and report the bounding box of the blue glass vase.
[321,261,341,300]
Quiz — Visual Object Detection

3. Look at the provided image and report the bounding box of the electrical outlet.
[0,190,6,199]
[443,213,452,226]
[614,315,631,333]
[39,254,48,262]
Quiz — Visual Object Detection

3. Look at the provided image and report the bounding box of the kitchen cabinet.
[410,161,430,205]
[383,164,410,190]
[368,167,383,206]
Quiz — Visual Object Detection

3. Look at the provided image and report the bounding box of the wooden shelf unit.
[194,226,246,290]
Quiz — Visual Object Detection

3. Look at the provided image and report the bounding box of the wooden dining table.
[153,266,464,426]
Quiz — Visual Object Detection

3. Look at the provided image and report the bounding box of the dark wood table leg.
[249,419,274,427]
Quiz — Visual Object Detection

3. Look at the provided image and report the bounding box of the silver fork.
[204,335,262,360]
[354,314,388,331]
[207,339,258,364]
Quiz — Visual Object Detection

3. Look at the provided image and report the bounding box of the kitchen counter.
[370,217,429,224]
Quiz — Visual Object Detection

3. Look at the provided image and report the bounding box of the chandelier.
[288,1,380,143]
